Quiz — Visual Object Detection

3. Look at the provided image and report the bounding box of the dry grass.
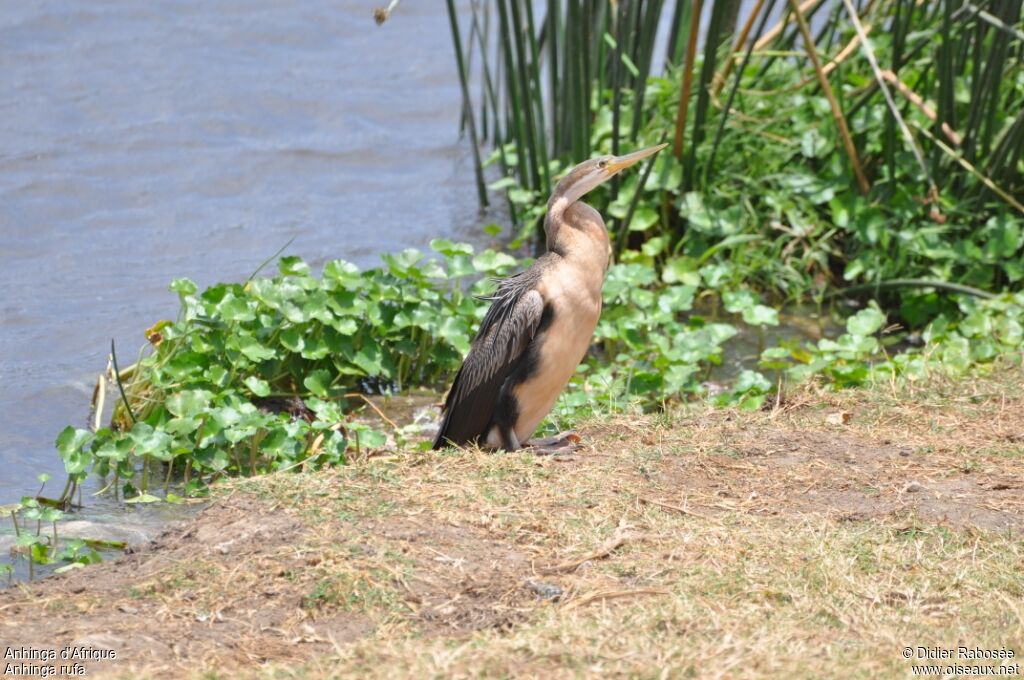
[2,368,1023,679]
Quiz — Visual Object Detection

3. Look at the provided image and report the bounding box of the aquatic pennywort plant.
[55,241,521,500]
[52,243,1024,502]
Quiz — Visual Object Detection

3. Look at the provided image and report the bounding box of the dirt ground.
[1,368,1023,678]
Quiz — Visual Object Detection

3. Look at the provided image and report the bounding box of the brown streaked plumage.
[433,144,667,451]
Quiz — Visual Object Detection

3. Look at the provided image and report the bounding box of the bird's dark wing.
[433,275,546,449]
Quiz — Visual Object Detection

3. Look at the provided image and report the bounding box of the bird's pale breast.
[511,262,603,442]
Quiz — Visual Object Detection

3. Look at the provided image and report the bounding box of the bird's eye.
[597,159,607,169]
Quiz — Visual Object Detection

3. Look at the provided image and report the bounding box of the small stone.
[526,579,564,601]
[826,411,852,426]
[71,633,123,650]
[700,381,728,397]
[903,481,925,493]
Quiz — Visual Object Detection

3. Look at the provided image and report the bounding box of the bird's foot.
[524,430,581,455]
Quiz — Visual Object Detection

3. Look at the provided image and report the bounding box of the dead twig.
[347,393,400,431]
[565,588,671,610]
[542,526,636,574]
[639,496,711,520]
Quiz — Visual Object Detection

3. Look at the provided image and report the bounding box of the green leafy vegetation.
[452,0,1023,299]
[53,243,523,505]
[443,0,1024,402]
[37,246,760,513]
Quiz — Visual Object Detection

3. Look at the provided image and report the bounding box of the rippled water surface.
[0,1,490,505]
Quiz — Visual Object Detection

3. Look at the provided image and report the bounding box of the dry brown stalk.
[789,0,870,194]
[743,24,871,97]
[753,0,823,51]
[344,392,400,430]
[915,125,1024,214]
[878,69,962,145]
[840,0,936,197]
[542,528,634,574]
[92,373,106,432]
[673,0,705,161]
[639,496,711,519]
[821,25,869,77]
[712,0,769,99]
[566,588,672,610]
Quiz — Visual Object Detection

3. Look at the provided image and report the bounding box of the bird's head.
[549,143,668,212]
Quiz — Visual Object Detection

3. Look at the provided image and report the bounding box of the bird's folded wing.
[434,287,545,446]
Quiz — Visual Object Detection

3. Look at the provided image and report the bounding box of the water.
[0,1,495,509]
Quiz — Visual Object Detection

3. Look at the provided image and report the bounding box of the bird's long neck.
[545,200,611,276]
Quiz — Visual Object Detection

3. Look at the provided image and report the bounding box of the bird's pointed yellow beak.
[604,143,668,175]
